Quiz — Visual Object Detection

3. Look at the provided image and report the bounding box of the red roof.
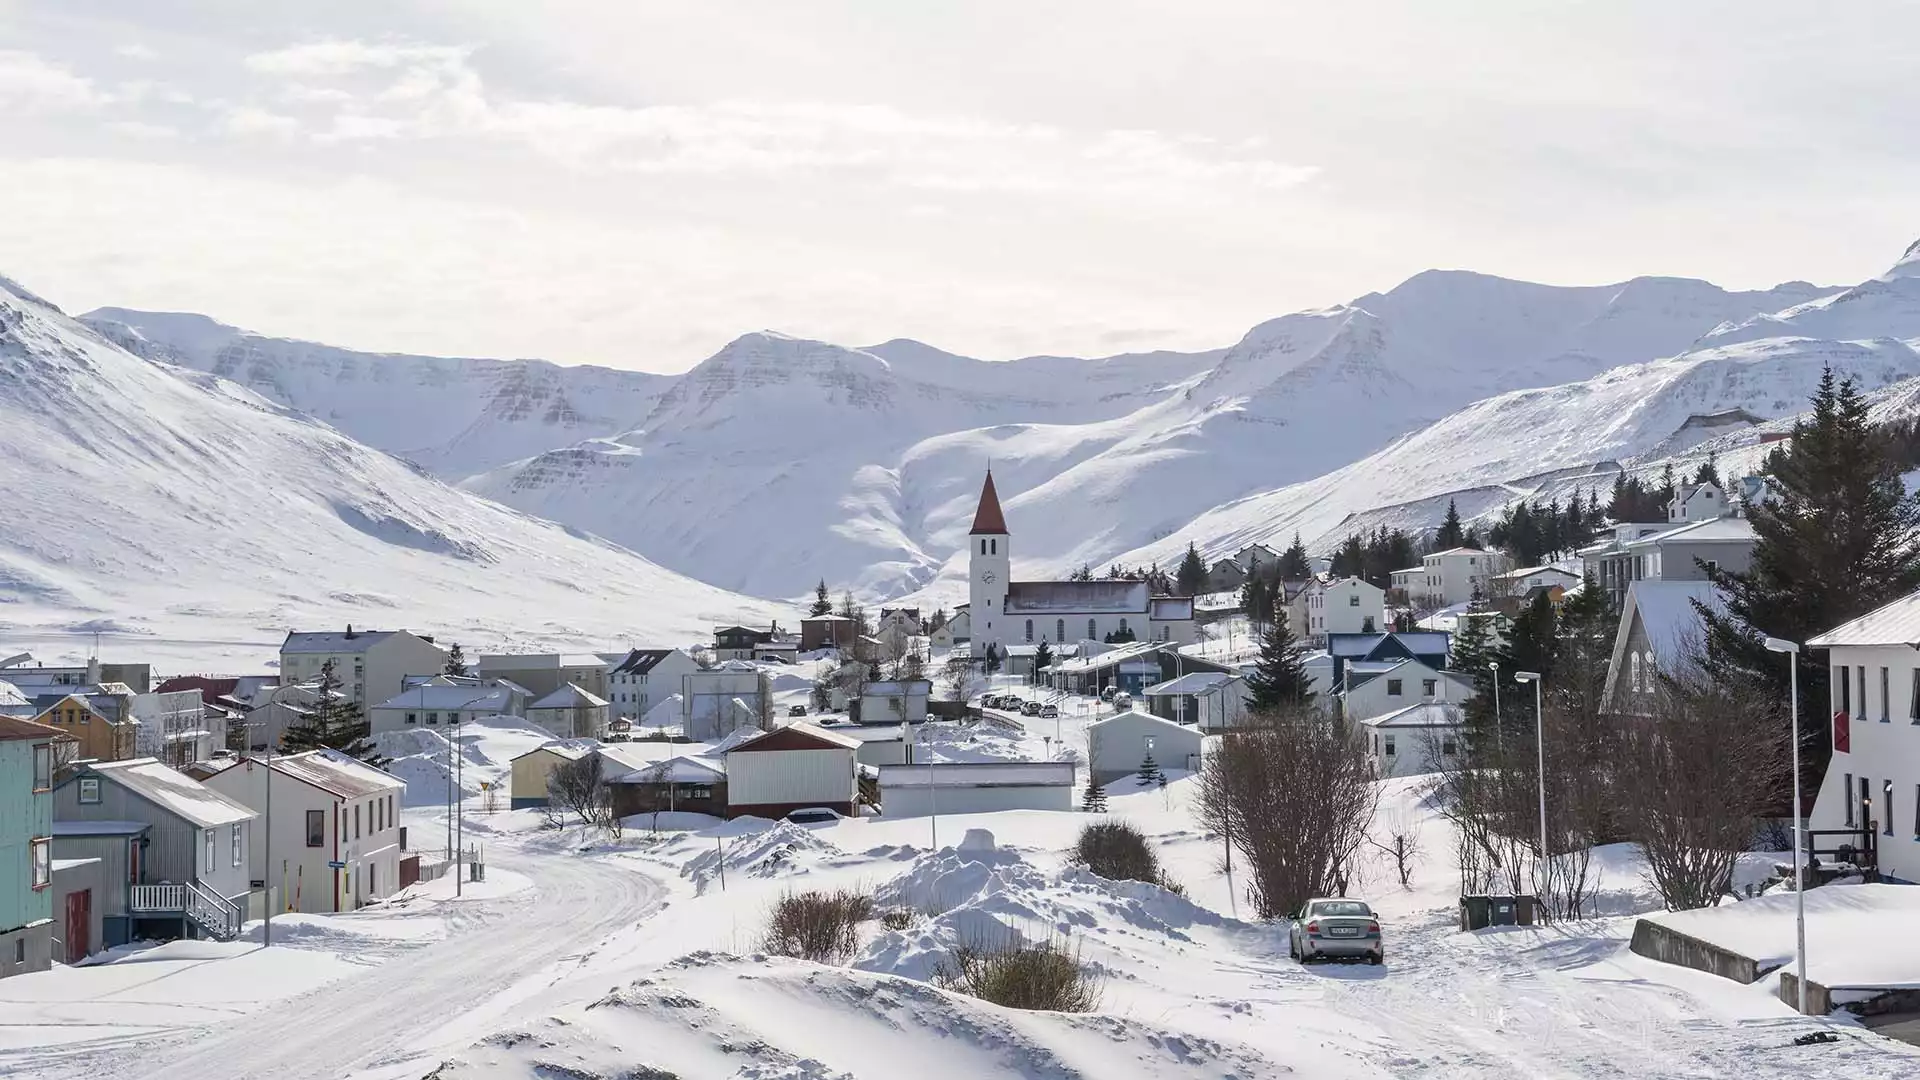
[969,470,1009,534]
[0,715,70,743]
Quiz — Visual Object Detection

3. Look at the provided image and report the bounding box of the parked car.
[1021,700,1043,716]
[1111,692,1133,711]
[1288,898,1382,964]
[1039,703,1059,718]
[1099,686,1118,702]
[788,704,808,716]
[786,807,843,824]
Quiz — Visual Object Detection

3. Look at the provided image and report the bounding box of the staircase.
[129,880,243,941]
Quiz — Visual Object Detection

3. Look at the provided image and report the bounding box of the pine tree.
[1081,776,1108,813]
[1279,533,1312,579]
[1244,607,1311,710]
[1657,463,1678,509]
[1176,543,1209,596]
[810,579,833,617]
[1701,366,1920,781]
[1069,564,1094,582]
[1693,452,1722,488]
[1033,639,1054,677]
[1136,749,1166,787]
[1332,534,1365,578]
[1450,610,1500,753]
[1436,498,1466,549]
[1493,590,1558,745]
[283,659,390,767]
[443,642,467,678]
[1240,560,1269,636]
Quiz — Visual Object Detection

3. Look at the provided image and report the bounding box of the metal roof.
[261,750,405,799]
[1358,702,1466,729]
[85,758,256,827]
[52,820,150,837]
[281,629,402,653]
[1004,579,1149,614]
[1143,672,1231,696]
[1808,590,1920,648]
[370,682,519,712]
[877,761,1075,789]
[530,683,610,710]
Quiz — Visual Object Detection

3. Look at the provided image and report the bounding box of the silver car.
[1288,898,1383,964]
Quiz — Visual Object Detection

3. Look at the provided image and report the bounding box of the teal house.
[0,716,63,979]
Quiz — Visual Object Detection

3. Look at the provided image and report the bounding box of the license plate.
[1327,926,1359,937]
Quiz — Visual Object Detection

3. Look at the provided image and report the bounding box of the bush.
[1071,820,1168,888]
[879,908,916,931]
[761,888,874,965]
[933,936,1102,1012]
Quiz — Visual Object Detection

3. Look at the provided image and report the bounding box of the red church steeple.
[969,469,1008,534]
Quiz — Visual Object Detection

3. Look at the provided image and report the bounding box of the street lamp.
[1488,660,1503,751]
[916,727,939,851]
[1512,671,1547,869]
[1764,636,1808,1015]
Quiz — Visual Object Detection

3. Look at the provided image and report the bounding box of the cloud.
[108,120,179,140]
[0,49,106,113]
[114,43,159,61]
[244,39,469,77]
[219,105,301,139]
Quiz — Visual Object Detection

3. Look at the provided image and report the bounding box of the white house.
[879,761,1075,816]
[279,628,447,708]
[1304,577,1386,642]
[1339,657,1473,721]
[131,689,214,766]
[1493,565,1582,594]
[1410,548,1502,608]
[723,722,860,819]
[367,680,525,736]
[947,605,972,643]
[475,653,610,699]
[1085,710,1204,785]
[874,608,922,651]
[1191,675,1253,732]
[526,683,610,740]
[967,470,1196,659]
[1142,671,1234,727]
[1668,481,1727,524]
[1359,702,1466,778]
[203,750,405,913]
[605,648,698,722]
[858,680,931,726]
[1807,591,1920,884]
[681,664,770,741]
[1599,580,1726,716]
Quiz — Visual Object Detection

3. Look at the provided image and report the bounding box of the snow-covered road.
[33,842,665,1080]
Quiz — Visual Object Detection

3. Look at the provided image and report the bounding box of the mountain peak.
[1884,238,1920,280]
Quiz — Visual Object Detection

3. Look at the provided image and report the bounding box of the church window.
[1119,617,1129,633]
[991,538,997,555]
[1088,618,1097,640]
[1056,619,1065,641]
[1025,620,1033,642]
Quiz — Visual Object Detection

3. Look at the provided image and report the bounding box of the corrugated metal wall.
[728,749,854,807]
[883,783,1072,817]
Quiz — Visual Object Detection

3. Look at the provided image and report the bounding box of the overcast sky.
[3,1,1918,372]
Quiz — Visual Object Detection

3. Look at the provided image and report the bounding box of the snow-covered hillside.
[0,276,777,668]
[82,307,671,478]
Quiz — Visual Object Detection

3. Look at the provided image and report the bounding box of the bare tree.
[1366,801,1425,889]
[1195,704,1379,919]
[547,752,608,827]
[689,645,718,671]
[941,653,981,706]
[1622,672,1787,910]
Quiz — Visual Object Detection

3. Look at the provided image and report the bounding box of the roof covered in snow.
[877,761,1075,789]
[609,755,726,784]
[1143,672,1232,696]
[263,749,405,799]
[530,683,610,710]
[1358,702,1466,729]
[1808,589,1920,648]
[509,740,594,763]
[281,629,407,653]
[1624,516,1758,548]
[0,680,30,709]
[84,757,257,827]
[371,682,519,712]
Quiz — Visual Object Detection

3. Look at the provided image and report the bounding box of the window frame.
[1882,667,1892,722]
[30,837,52,890]
[1886,780,1896,837]
[78,775,101,804]
[1845,772,1855,826]
[305,809,325,848]
[1386,678,1403,696]
[32,743,52,792]
[232,822,244,867]
[204,828,215,870]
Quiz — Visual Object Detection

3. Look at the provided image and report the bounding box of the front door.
[66,889,91,960]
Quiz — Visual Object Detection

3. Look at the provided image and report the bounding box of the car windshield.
[1311,901,1373,917]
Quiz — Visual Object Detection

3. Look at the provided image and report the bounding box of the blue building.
[1,716,64,979]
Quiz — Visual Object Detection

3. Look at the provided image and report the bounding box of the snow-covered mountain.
[82,307,672,478]
[1,278,777,667]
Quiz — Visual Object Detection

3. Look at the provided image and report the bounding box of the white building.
[723,722,860,818]
[879,761,1075,816]
[859,680,931,726]
[1409,548,1502,608]
[1142,671,1236,727]
[279,628,447,708]
[526,683,610,740]
[475,653,611,699]
[131,689,214,766]
[367,680,525,736]
[681,663,769,741]
[1359,702,1466,778]
[966,470,1196,660]
[1493,565,1582,594]
[1339,657,1473,721]
[1191,675,1253,732]
[1304,577,1386,642]
[1085,710,1205,785]
[604,648,699,722]
[1668,481,1728,523]
[947,605,972,643]
[204,750,405,912]
[1808,592,1920,884]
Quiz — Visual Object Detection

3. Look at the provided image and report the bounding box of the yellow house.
[509,743,588,809]
[32,695,137,763]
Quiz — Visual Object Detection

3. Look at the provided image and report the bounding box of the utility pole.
[1765,637,1808,1015]
[1488,660,1502,752]
[1513,671,1547,871]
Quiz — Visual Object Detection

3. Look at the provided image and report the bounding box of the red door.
[66,889,91,961]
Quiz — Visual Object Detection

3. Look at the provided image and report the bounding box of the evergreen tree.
[1240,559,1269,636]
[1436,498,1466,549]
[1491,591,1558,745]
[1081,776,1108,813]
[1278,533,1312,579]
[1331,534,1366,578]
[1103,626,1138,644]
[283,659,390,767]
[982,641,1004,675]
[1657,463,1678,509]
[810,579,833,617]
[1033,639,1054,678]
[1176,543,1210,596]
[443,643,467,678]
[1069,564,1094,582]
[1136,748,1166,787]
[1244,607,1312,710]
[1450,610,1500,753]
[1701,367,1920,780]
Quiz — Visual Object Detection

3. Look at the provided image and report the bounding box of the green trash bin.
[1459,894,1492,930]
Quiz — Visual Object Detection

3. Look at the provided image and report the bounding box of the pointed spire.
[970,469,1008,534]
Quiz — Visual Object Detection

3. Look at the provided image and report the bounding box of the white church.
[964,470,1197,658]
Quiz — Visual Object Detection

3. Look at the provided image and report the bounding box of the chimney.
[345,623,356,640]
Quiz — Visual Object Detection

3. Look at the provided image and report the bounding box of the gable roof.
[371,682,519,712]
[1325,631,1450,659]
[970,470,1009,534]
[1808,589,1920,648]
[1601,580,1726,708]
[83,757,256,827]
[1359,702,1466,729]
[31,693,121,725]
[1428,546,1490,558]
[509,741,593,764]
[726,721,861,752]
[282,629,404,654]
[611,755,727,784]
[877,762,1075,789]
[1086,710,1204,739]
[530,683,610,710]
[1144,672,1231,696]
[0,714,68,742]
[251,750,405,799]
[1624,516,1757,549]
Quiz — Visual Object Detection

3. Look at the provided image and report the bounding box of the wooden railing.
[131,883,186,912]
[129,880,241,940]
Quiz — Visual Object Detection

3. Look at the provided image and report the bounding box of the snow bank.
[1645,883,1920,988]
[676,819,845,893]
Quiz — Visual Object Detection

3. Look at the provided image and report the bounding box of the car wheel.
[1368,951,1382,966]
[1288,936,1298,960]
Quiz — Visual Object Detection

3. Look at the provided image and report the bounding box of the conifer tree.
[1701,367,1920,779]
[283,659,390,768]
[1033,639,1054,678]
[1450,610,1500,753]
[1082,775,1108,813]
[1693,453,1722,488]
[1436,498,1466,549]
[1176,543,1210,596]
[1136,748,1166,787]
[443,642,467,678]
[1244,607,1311,711]
[1278,533,1312,579]
[810,579,833,617]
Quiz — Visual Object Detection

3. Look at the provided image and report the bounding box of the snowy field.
[5,704,1920,1078]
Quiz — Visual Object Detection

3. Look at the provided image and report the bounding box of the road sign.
[327,860,346,870]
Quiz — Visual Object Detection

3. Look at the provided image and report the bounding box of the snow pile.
[1644,883,1920,989]
[678,819,845,893]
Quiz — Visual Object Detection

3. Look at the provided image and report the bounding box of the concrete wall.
[1628,918,1769,984]
[0,923,51,979]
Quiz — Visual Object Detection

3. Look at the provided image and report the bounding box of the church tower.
[967,469,1010,657]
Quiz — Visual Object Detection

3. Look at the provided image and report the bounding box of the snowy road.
[33,842,664,1080]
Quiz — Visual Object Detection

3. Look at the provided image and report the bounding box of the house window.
[427,712,439,725]
[31,838,51,889]
[1088,619,1096,640]
[406,712,418,725]
[1441,737,1458,756]
[1387,679,1403,696]
[990,539,997,555]
[1423,679,1437,697]
[1119,617,1129,633]
[1844,773,1855,826]
[1862,776,1873,831]
[1837,666,1850,715]
[1911,669,1920,722]
[79,776,101,804]
[307,810,325,847]
[355,803,362,839]
[1886,781,1896,836]
[1349,595,1360,607]
[32,744,51,791]
[232,823,243,866]
[1857,667,1868,719]
[1025,620,1034,643]
[204,828,215,869]
[1057,619,1065,641]
[1384,734,1396,756]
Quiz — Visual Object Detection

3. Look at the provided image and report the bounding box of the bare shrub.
[933,936,1102,1012]
[1623,674,1788,910]
[1071,821,1162,885]
[761,888,874,965]
[1196,703,1379,919]
[879,908,916,931]
[1367,802,1425,889]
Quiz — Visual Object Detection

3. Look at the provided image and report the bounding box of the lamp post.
[920,728,938,851]
[1488,660,1503,751]
[1513,671,1547,868]
[1764,636,1808,1015]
